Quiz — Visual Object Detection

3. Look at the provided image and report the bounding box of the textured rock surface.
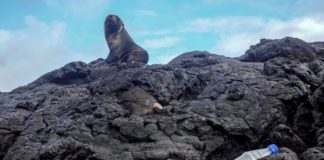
[310,42,324,58]
[1,37,324,160]
[240,37,316,62]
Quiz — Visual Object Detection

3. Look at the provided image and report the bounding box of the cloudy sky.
[1,0,324,91]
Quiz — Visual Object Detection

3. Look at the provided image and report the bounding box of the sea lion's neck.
[108,29,134,49]
[120,29,134,44]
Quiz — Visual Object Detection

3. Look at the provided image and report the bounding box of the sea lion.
[117,86,163,115]
[104,15,149,65]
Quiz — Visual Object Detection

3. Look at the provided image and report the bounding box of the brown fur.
[117,86,162,115]
[104,15,148,65]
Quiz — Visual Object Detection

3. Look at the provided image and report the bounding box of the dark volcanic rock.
[300,147,324,160]
[310,42,324,58]
[1,37,324,160]
[12,61,90,93]
[240,37,316,62]
[168,51,225,68]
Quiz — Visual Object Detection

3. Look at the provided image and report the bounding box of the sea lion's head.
[104,15,124,38]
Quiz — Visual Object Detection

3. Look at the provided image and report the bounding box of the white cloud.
[185,15,324,57]
[149,48,187,64]
[214,33,259,57]
[152,54,178,64]
[143,36,182,49]
[262,16,324,41]
[184,16,265,33]
[0,16,90,92]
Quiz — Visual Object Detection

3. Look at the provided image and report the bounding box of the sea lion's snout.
[105,15,123,36]
[106,15,116,23]
[105,15,122,26]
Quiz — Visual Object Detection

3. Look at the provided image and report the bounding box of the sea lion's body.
[104,15,148,65]
[118,86,162,115]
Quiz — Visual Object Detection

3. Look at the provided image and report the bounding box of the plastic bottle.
[235,144,279,160]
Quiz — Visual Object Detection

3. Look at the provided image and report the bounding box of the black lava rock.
[1,37,324,160]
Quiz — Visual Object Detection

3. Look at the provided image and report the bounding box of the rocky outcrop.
[1,37,324,160]
[240,37,316,62]
[310,42,324,58]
